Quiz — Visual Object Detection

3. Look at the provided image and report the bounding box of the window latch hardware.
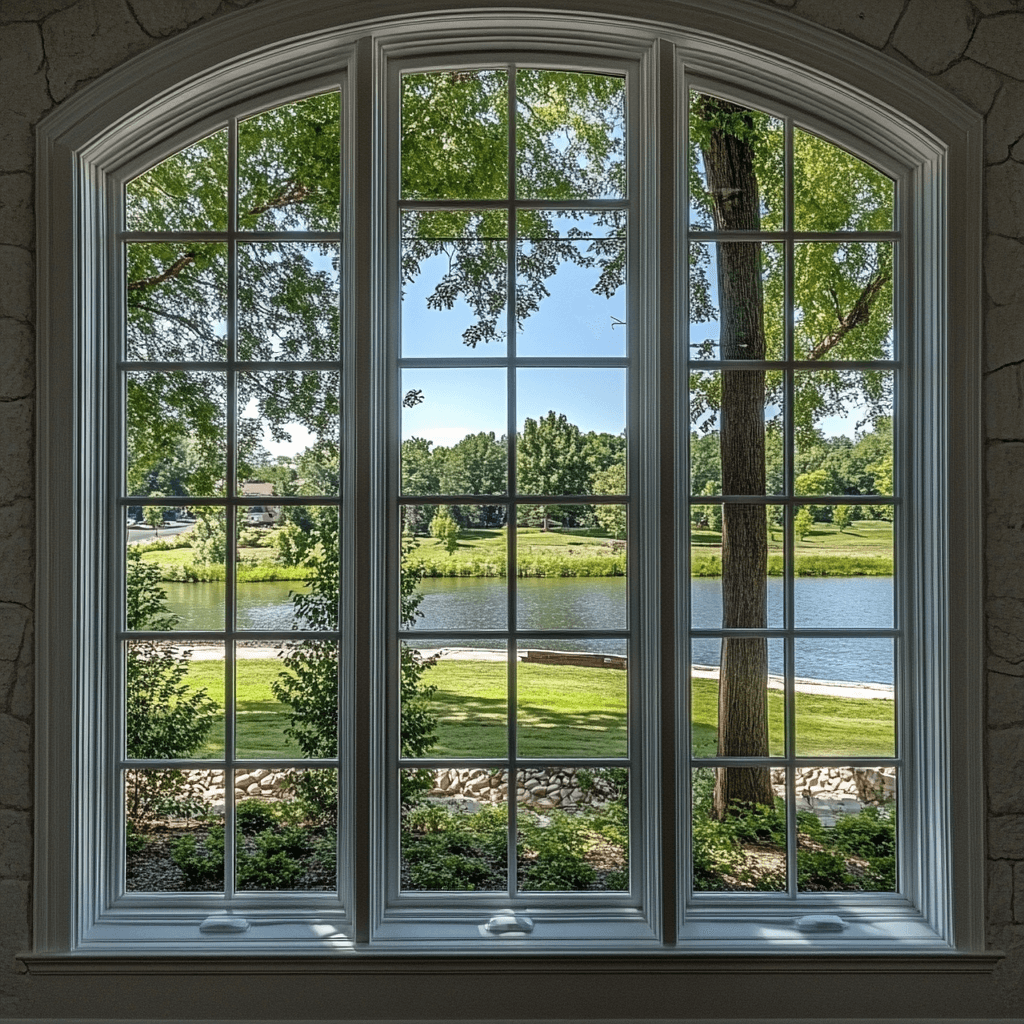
[199,915,250,934]
[795,914,846,933]
[484,913,534,935]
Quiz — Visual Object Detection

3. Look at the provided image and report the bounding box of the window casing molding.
[30,0,987,964]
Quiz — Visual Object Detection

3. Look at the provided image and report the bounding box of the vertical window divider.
[223,114,240,898]
[505,63,520,900]
[782,116,798,898]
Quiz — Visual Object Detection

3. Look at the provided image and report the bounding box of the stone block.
[126,0,221,36]
[0,400,33,504]
[0,714,30,811]
[967,11,1024,77]
[990,858,1014,922]
[985,364,1024,439]
[988,597,1024,667]
[988,161,1024,243]
[0,246,33,324]
[986,236,1024,308]
[0,503,33,607]
[0,809,31,878]
[0,173,33,251]
[0,321,32,401]
[791,0,905,48]
[987,82,1024,164]
[0,115,36,174]
[1,0,80,20]
[973,0,1024,12]
[0,881,29,961]
[42,0,152,103]
[987,442,1024,502]
[989,813,1024,857]
[989,672,1024,727]
[937,58,1004,113]
[0,603,32,721]
[892,0,975,74]
[1016,861,1024,922]
[989,727,1024,812]
[3,23,50,122]
[986,512,1024,600]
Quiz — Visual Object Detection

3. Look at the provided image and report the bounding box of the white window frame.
[28,1,989,968]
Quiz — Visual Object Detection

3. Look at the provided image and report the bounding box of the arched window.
[32,6,984,959]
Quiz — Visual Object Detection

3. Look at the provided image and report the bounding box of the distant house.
[241,481,282,525]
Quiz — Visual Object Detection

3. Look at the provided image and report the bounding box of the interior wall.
[1,0,1022,1018]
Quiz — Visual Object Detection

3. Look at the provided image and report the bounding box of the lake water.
[162,575,894,685]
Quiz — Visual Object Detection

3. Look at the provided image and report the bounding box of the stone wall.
[1,0,1023,1019]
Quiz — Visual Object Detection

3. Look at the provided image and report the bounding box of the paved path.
[176,644,892,699]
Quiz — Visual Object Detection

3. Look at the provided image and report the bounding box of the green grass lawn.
[176,657,893,760]
[692,518,893,557]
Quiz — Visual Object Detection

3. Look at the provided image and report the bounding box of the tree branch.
[808,271,889,360]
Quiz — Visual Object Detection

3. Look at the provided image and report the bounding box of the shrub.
[236,799,282,833]
[798,850,855,889]
[171,828,225,887]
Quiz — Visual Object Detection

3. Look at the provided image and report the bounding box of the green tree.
[142,504,165,534]
[794,507,814,543]
[124,548,218,824]
[438,431,507,527]
[430,506,461,554]
[592,457,627,539]
[795,467,831,521]
[517,411,591,530]
[832,505,852,532]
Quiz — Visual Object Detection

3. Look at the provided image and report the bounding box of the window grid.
[393,63,633,902]
[685,101,900,899]
[117,93,348,900]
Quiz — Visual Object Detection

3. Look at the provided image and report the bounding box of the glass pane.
[237,508,337,631]
[690,504,781,629]
[234,769,337,891]
[401,210,508,356]
[401,70,508,201]
[403,642,507,759]
[126,508,226,631]
[794,371,893,495]
[126,371,225,497]
[516,70,625,200]
[125,639,223,759]
[794,515,893,629]
[516,504,626,630]
[238,93,341,232]
[517,646,627,758]
[690,639,784,758]
[691,767,786,892]
[264,640,339,758]
[125,769,225,892]
[517,767,628,891]
[237,371,340,495]
[401,368,507,492]
[796,766,896,892]
[688,93,784,232]
[516,368,626,496]
[794,638,894,759]
[126,129,227,231]
[688,242,783,360]
[401,504,508,632]
[690,371,783,494]
[794,242,893,360]
[794,128,894,232]
[126,242,227,362]
[401,769,509,891]
[516,211,626,357]
[238,243,340,360]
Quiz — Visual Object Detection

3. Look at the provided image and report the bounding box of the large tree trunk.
[697,98,773,816]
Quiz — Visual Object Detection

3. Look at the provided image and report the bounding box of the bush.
[170,828,225,887]
[236,799,282,833]
[798,850,855,889]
